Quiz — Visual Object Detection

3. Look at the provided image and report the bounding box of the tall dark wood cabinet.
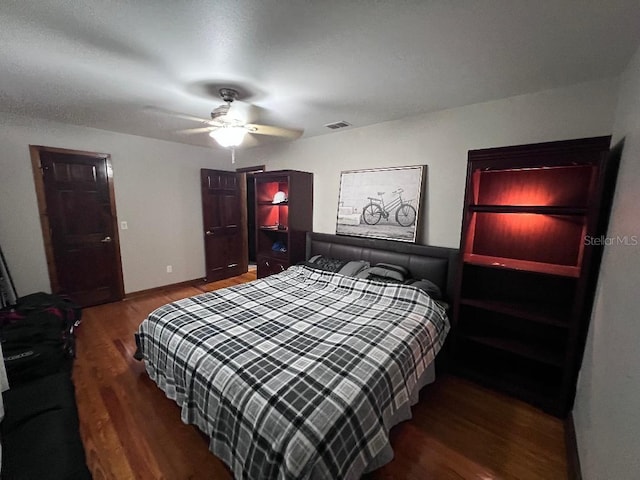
[452,136,619,417]
[254,170,313,279]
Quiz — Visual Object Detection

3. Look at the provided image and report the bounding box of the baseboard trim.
[125,277,206,299]
[565,412,583,480]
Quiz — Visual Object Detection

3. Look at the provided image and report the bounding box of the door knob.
[206,230,214,236]
[100,236,112,243]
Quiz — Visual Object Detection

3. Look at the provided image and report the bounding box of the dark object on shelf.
[272,241,287,253]
[452,136,620,417]
[254,170,313,278]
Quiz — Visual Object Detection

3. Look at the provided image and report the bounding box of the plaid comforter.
[139,265,449,480]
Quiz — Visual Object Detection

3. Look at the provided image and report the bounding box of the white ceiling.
[1,0,639,150]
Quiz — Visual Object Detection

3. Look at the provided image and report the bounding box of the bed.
[137,232,457,479]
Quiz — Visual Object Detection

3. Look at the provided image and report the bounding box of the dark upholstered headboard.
[306,233,458,302]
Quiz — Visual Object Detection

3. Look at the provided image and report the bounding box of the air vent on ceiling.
[324,120,352,130]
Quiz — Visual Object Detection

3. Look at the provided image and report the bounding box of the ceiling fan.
[172,88,303,150]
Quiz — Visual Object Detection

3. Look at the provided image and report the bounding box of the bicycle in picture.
[361,188,417,227]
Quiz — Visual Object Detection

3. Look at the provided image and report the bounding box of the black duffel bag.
[0,293,81,385]
[1,310,72,385]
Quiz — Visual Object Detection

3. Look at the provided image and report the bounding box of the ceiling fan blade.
[246,124,303,140]
[176,127,214,135]
[145,106,212,124]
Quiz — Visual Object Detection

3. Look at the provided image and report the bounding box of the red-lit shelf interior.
[256,179,289,230]
[256,179,289,204]
[257,204,289,230]
[472,164,596,207]
[462,164,595,277]
[253,170,313,279]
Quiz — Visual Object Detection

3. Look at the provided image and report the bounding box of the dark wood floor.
[74,272,568,480]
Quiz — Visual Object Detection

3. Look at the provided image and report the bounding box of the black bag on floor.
[0,293,81,385]
[0,292,81,356]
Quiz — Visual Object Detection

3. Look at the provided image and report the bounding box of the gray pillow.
[359,264,407,282]
[337,260,370,277]
[366,274,404,284]
[308,255,348,272]
[405,278,443,299]
[374,263,410,278]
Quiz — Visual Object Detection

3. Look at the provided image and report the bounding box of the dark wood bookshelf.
[455,361,562,410]
[452,136,620,417]
[254,170,313,279]
[465,336,565,367]
[459,298,570,328]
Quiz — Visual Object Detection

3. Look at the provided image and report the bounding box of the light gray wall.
[0,112,230,294]
[574,44,640,479]
[0,77,620,299]
[238,78,618,248]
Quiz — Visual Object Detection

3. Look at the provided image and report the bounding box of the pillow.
[358,263,408,282]
[356,267,402,283]
[297,260,323,270]
[307,255,348,273]
[337,260,370,277]
[405,278,443,299]
[374,263,410,278]
[365,273,404,284]
[306,256,370,277]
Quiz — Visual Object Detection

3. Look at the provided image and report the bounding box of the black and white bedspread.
[138,265,449,480]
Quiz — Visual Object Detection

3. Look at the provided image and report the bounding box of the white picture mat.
[336,165,425,243]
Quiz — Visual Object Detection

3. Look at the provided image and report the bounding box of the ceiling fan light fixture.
[209,125,247,147]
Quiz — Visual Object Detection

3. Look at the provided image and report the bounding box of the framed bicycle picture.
[336,165,426,243]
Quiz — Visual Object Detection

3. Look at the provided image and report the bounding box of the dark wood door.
[38,149,124,307]
[201,169,248,281]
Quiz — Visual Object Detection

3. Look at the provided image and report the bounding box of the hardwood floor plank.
[74,272,568,479]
